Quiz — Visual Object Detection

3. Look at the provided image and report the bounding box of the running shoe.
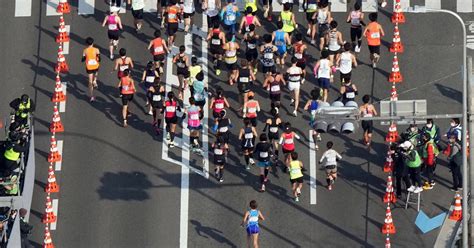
[292,110,297,117]
[311,39,316,45]
[381,1,387,7]
[89,96,95,102]
[328,185,332,191]
[216,69,221,76]
[295,197,299,202]
[148,110,153,115]
[407,185,416,192]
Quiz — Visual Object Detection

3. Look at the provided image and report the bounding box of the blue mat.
[415,210,447,234]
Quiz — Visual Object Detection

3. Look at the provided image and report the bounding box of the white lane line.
[15,0,32,17]
[63,25,70,55]
[55,140,63,171]
[46,0,61,16]
[330,0,347,13]
[119,1,127,13]
[457,0,473,12]
[309,131,317,205]
[394,0,410,11]
[59,82,67,113]
[361,0,378,12]
[425,0,441,9]
[78,0,95,15]
[144,0,158,12]
[202,16,210,179]
[272,0,283,12]
[50,199,59,230]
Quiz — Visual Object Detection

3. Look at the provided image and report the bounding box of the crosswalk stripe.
[330,0,347,13]
[425,0,442,9]
[46,0,61,16]
[457,0,473,12]
[361,0,378,12]
[144,0,158,13]
[15,0,32,17]
[78,0,95,15]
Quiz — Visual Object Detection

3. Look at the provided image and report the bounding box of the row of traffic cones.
[45,2,70,247]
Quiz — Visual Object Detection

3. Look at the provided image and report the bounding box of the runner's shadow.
[97,171,152,201]
[190,220,237,248]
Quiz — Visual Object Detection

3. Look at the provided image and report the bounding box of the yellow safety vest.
[4,147,20,161]
[289,160,303,179]
[16,99,31,119]
[281,11,294,33]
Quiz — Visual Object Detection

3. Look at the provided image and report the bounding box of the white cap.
[399,141,412,150]
[110,6,120,13]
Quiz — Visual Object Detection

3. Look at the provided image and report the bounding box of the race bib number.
[214,149,223,155]
[120,65,128,71]
[154,46,164,53]
[146,76,155,83]
[219,126,228,132]
[270,85,280,92]
[345,92,355,98]
[371,32,380,39]
[122,85,129,91]
[269,127,278,133]
[166,106,176,112]
[215,103,224,109]
[190,113,199,120]
[308,3,317,10]
[87,59,98,66]
[260,152,268,158]
[240,77,249,83]
[211,39,221,45]
[244,133,253,139]
[108,24,117,30]
[264,53,273,59]
[248,43,256,49]
[275,41,284,46]
[168,13,177,20]
[284,139,293,144]
[152,95,162,101]
[248,107,256,113]
[227,14,236,22]
[295,53,303,59]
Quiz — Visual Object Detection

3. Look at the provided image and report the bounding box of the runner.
[287,57,303,117]
[263,71,286,107]
[216,110,232,144]
[223,33,240,85]
[281,0,294,11]
[336,42,357,84]
[262,0,272,21]
[207,22,226,76]
[102,9,122,60]
[263,108,282,158]
[280,122,300,165]
[303,0,318,44]
[165,0,181,47]
[236,60,256,105]
[260,34,278,77]
[156,0,168,23]
[239,119,258,169]
[313,50,333,102]
[212,136,229,182]
[324,20,343,66]
[141,61,160,115]
[185,97,203,152]
[220,0,239,36]
[279,3,296,37]
[313,0,331,50]
[243,24,260,73]
[242,91,260,127]
[117,69,136,127]
[287,152,304,201]
[114,48,134,80]
[128,0,145,33]
[346,2,364,53]
[203,0,221,32]
[359,94,377,148]
[339,80,358,105]
[189,56,203,96]
[241,200,265,248]
[293,33,308,82]
[239,7,261,35]
[304,88,322,149]
[172,45,190,100]
[146,81,165,134]
[192,72,207,115]
[182,0,195,33]
[255,133,274,192]
[210,88,230,132]
[147,30,169,74]
[319,141,342,190]
[164,91,182,148]
[82,37,100,102]
[363,13,384,68]
[272,22,291,68]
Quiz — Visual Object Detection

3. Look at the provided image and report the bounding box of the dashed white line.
[14,0,32,17]
[144,0,158,12]
[457,0,473,12]
[62,25,70,55]
[330,0,347,13]
[425,0,442,9]
[50,199,59,230]
[59,82,67,113]
[55,140,63,171]
[78,0,95,15]
[46,0,61,16]
[309,131,317,205]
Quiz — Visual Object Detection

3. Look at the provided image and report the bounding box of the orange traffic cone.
[449,193,462,221]
[50,106,64,133]
[44,226,55,248]
[391,2,406,24]
[383,176,397,203]
[381,206,396,234]
[389,56,403,83]
[45,165,60,193]
[56,16,69,43]
[385,236,391,248]
[52,75,66,103]
[56,0,70,14]
[385,124,398,143]
[390,85,398,101]
[48,137,62,163]
[383,154,393,172]
[390,26,404,53]
[42,195,57,224]
[55,45,69,73]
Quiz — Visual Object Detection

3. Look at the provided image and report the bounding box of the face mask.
[410,127,416,132]
[451,122,456,127]
[426,124,432,129]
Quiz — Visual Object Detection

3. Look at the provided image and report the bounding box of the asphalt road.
[1,0,473,247]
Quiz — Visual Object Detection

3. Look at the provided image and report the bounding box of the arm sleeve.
[427,145,434,165]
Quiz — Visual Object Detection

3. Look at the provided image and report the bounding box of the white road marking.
[330,0,347,13]
[457,0,473,12]
[15,0,32,17]
[272,0,283,12]
[62,25,70,55]
[309,131,317,205]
[202,17,210,180]
[425,0,442,9]
[395,0,410,11]
[468,34,474,50]
[46,0,61,16]
[78,0,95,15]
[144,0,158,12]
[50,199,59,230]
[59,82,67,113]
[361,0,378,12]
[55,140,63,171]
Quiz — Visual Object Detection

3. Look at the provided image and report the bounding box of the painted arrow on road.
[415,210,446,234]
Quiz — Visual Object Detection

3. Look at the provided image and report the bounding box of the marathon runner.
[263,71,286,108]
[287,57,303,116]
[364,13,384,68]
[207,22,226,76]
[114,48,134,79]
[146,81,165,134]
[241,200,265,248]
[313,50,333,102]
[279,3,296,37]
[336,42,357,84]
[319,141,342,190]
[129,0,145,33]
[164,92,182,148]
[303,0,318,44]
[203,0,221,32]
[313,0,331,50]
[82,37,100,102]
[147,30,169,74]
[212,136,229,182]
[117,69,136,127]
[263,108,282,158]
[272,22,291,69]
[223,34,240,85]
[182,0,195,33]
[172,45,190,100]
[243,24,260,73]
[359,94,377,148]
[165,0,181,47]
[141,61,160,115]
[210,89,230,132]
[280,122,300,165]
[339,80,358,104]
[324,21,344,66]
[242,91,260,127]
[236,60,256,105]
[260,34,278,77]
[216,110,232,144]
[102,9,122,60]
[221,0,239,36]
[184,98,203,152]
[292,33,308,83]
[287,152,304,201]
[239,119,258,169]
[255,133,274,192]
[239,7,261,35]
[346,2,365,53]
[304,88,322,149]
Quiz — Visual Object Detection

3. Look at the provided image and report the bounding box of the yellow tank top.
[289,160,303,179]
[281,11,294,33]
[245,0,257,13]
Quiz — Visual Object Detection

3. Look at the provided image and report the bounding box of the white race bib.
[87,59,98,66]
[260,152,268,158]
[244,133,253,139]
[146,76,155,83]
[308,3,317,10]
[345,92,355,98]
[248,107,256,113]
[219,126,228,132]
[211,39,221,45]
[284,138,293,144]
[264,53,273,59]
[371,32,380,39]
[120,65,128,71]
[240,77,249,83]
[190,113,199,120]
[270,85,280,92]
[108,24,117,30]
[215,103,224,109]
[269,127,278,133]
[154,46,164,53]
[295,53,303,59]
[166,106,176,112]
[152,95,162,101]
[214,149,223,155]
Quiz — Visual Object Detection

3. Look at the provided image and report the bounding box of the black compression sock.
[245,155,249,165]
[260,175,265,184]
[170,132,175,142]
[157,119,162,127]
[264,168,269,178]
[326,178,331,186]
